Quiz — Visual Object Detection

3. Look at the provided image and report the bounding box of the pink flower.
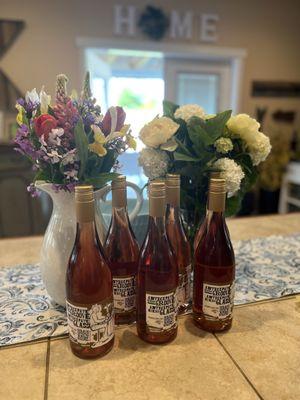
[101,106,126,136]
[34,114,58,140]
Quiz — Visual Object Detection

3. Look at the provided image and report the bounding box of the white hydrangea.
[138,148,169,180]
[213,158,245,197]
[214,137,233,154]
[139,116,179,148]
[174,104,205,122]
[226,114,271,165]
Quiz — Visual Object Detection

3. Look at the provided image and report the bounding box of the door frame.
[77,37,247,113]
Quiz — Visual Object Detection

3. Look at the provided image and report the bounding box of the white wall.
[1,0,300,115]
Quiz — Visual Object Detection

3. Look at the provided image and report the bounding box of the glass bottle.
[66,185,114,359]
[166,174,192,314]
[137,181,178,344]
[193,178,235,332]
[104,175,140,325]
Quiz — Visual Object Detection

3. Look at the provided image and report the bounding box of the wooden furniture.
[0,213,299,400]
[0,144,51,237]
[279,161,300,213]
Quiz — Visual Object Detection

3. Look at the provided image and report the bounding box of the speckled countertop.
[0,213,300,400]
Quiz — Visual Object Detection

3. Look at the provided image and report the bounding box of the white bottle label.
[146,291,177,332]
[113,275,136,312]
[202,283,235,319]
[177,264,192,307]
[66,300,114,348]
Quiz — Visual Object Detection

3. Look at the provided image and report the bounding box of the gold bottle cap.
[111,175,127,207]
[208,178,226,212]
[149,180,166,198]
[149,180,165,216]
[75,185,94,203]
[210,171,221,179]
[75,185,95,222]
[111,175,126,190]
[166,174,180,206]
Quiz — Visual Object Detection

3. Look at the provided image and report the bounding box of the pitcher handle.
[95,181,143,222]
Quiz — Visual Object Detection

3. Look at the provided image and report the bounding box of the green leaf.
[174,138,195,157]
[225,194,242,217]
[174,152,200,162]
[85,172,120,188]
[187,117,212,150]
[205,110,232,139]
[74,119,89,179]
[163,100,179,118]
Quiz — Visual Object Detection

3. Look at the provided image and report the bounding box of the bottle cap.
[149,180,166,217]
[75,185,95,222]
[111,175,126,190]
[210,171,221,179]
[111,175,127,207]
[149,180,166,198]
[166,174,180,206]
[75,185,94,203]
[209,178,226,194]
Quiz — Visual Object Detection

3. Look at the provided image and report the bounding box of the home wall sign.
[113,5,219,43]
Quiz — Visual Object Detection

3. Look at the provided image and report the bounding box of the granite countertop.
[0,213,300,400]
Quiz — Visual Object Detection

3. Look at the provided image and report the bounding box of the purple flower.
[27,183,40,198]
[16,98,25,107]
[14,125,38,160]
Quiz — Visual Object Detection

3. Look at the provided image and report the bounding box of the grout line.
[214,334,265,400]
[43,339,51,400]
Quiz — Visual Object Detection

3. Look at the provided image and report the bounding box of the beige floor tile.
[0,341,47,400]
[217,297,300,400]
[48,318,259,400]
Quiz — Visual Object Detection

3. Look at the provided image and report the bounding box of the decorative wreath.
[138,5,169,41]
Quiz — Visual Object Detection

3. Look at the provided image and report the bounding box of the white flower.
[248,132,272,166]
[213,158,245,197]
[46,150,61,164]
[64,169,78,180]
[25,88,39,104]
[139,116,179,148]
[214,137,233,154]
[61,149,77,165]
[138,148,169,180]
[226,114,271,165]
[174,104,205,122]
[39,87,51,114]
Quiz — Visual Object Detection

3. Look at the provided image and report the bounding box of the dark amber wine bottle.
[166,174,192,314]
[66,185,114,359]
[104,176,139,325]
[193,178,235,332]
[137,181,178,344]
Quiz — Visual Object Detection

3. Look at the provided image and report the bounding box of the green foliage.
[160,101,258,244]
[74,119,89,179]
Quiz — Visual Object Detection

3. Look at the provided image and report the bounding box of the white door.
[164,58,233,114]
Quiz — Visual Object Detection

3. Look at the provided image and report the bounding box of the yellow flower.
[89,126,107,157]
[89,141,107,157]
[126,134,137,150]
[15,104,24,126]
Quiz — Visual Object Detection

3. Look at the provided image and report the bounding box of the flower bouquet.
[138,101,271,244]
[14,72,136,195]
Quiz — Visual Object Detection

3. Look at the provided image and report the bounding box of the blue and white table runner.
[0,233,299,346]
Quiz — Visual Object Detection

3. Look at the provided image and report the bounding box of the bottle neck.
[112,187,127,208]
[166,204,182,223]
[207,191,226,213]
[149,215,167,234]
[110,205,130,228]
[166,186,180,208]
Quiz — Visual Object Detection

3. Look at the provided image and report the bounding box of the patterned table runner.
[1,233,299,347]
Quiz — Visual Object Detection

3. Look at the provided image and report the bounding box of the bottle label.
[177,264,192,307]
[146,291,177,332]
[113,275,136,312]
[66,299,114,348]
[202,283,235,319]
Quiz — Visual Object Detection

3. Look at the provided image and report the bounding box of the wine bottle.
[137,181,178,344]
[104,176,139,325]
[165,174,192,314]
[66,185,114,358]
[193,178,235,332]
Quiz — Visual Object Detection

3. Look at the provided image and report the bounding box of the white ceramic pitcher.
[36,181,143,306]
